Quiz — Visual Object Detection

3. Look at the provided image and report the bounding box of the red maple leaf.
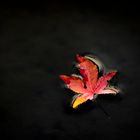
[60,54,119,109]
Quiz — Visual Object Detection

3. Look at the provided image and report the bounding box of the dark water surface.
[0,4,140,140]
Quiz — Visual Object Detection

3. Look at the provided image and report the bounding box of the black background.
[0,1,140,140]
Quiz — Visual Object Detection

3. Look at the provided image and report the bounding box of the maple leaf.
[60,54,119,109]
